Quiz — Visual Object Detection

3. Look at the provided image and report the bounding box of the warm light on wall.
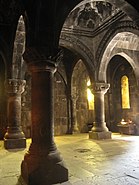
[87,80,94,110]
[121,75,130,109]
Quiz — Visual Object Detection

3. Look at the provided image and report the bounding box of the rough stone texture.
[54,71,68,136]
[1,133,139,185]
[4,138,26,149]
[6,8,139,139]
[89,131,112,140]
[54,60,93,135]
[13,16,25,79]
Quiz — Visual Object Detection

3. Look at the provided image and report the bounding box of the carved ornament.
[5,79,26,94]
[91,82,110,94]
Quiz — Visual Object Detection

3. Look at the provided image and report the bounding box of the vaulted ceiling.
[0,0,139,58]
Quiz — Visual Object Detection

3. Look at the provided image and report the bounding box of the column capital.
[23,47,63,73]
[5,79,26,95]
[91,82,110,94]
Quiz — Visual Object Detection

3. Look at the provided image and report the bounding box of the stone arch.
[100,52,139,83]
[71,59,93,132]
[105,53,138,131]
[60,34,95,81]
[117,52,139,81]
[97,21,139,81]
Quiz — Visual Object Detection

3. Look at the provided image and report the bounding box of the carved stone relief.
[64,1,119,30]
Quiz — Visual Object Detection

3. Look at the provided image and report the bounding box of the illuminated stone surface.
[1,133,139,185]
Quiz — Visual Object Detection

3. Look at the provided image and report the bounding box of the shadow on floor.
[16,175,73,185]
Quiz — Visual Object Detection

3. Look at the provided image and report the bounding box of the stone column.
[66,95,72,134]
[4,79,26,149]
[89,83,112,139]
[21,48,68,185]
[71,94,79,133]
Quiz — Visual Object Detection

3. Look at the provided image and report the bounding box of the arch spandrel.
[60,34,95,81]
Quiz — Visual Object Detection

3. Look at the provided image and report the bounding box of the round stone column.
[89,83,111,139]
[21,48,68,185]
[71,93,79,133]
[4,79,26,149]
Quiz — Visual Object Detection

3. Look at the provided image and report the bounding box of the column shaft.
[4,79,26,149]
[31,70,55,148]
[71,95,79,133]
[89,83,111,139]
[93,92,107,132]
[21,48,68,185]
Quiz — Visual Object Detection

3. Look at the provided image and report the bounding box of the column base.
[73,126,80,133]
[89,131,112,140]
[21,151,68,185]
[4,138,26,149]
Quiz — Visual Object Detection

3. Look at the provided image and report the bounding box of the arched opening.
[106,55,138,133]
[71,59,94,132]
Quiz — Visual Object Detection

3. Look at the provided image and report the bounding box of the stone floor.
[0,133,139,185]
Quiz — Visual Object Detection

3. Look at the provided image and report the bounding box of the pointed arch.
[60,34,95,81]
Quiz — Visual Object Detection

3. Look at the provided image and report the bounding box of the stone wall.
[54,71,68,135]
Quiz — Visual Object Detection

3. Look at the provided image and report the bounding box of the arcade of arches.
[1,0,139,184]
